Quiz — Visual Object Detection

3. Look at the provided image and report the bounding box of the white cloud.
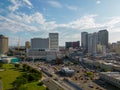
[96,0,101,4]
[48,1,62,8]
[0,15,39,32]
[66,5,78,11]
[31,12,46,25]
[23,0,32,6]
[57,14,100,30]
[8,0,33,12]
[105,17,120,28]
[8,0,22,12]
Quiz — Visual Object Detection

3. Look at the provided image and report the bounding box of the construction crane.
[17,36,20,52]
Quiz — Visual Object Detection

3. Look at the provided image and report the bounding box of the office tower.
[31,38,49,49]
[49,33,59,50]
[92,32,99,55]
[98,30,108,47]
[88,34,93,55]
[65,41,80,49]
[81,32,88,52]
[0,35,8,54]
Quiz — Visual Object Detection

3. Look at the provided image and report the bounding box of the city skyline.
[0,0,120,46]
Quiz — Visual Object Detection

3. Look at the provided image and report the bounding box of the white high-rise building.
[49,33,59,50]
[81,32,88,52]
[27,33,59,61]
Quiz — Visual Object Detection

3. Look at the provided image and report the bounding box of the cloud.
[1,8,120,45]
[0,11,58,33]
[0,15,39,33]
[8,0,22,12]
[57,14,101,30]
[8,0,33,12]
[66,5,78,11]
[23,0,32,6]
[105,17,120,28]
[48,1,62,8]
[96,0,101,4]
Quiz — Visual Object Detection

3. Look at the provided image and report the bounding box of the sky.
[0,0,120,46]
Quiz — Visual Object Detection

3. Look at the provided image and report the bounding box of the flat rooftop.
[101,72,120,81]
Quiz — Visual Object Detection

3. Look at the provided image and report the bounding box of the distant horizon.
[0,0,120,46]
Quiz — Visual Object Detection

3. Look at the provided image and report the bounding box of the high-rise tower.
[81,32,88,53]
[0,35,8,54]
[49,33,59,50]
[98,30,108,47]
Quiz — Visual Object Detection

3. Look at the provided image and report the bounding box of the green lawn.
[0,64,46,90]
[0,64,21,90]
[25,82,46,90]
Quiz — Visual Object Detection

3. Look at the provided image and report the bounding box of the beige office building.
[25,41,30,49]
[0,35,8,54]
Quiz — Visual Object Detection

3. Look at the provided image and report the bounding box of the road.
[25,62,82,90]
[43,78,64,90]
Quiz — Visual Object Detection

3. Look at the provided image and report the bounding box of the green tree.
[0,63,3,68]
[37,81,44,86]
[46,87,49,90]
[12,77,27,89]
[15,64,20,68]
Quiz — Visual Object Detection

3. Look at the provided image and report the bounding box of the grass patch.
[0,64,46,90]
[0,64,21,90]
[24,81,46,90]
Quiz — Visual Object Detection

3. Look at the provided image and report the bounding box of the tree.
[37,81,44,86]
[12,77,27,89]
[0,63,3,68]
[18,85,27,90]
[86,72,93,77]
[46,87,49,90]
[22,64,27,71]
[15,64,20,68]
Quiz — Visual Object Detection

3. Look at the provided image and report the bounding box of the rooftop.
[101,72,120,81]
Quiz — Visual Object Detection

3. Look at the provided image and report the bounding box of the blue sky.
[0,0,120,46]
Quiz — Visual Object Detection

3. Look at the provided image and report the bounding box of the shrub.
[0,63,3,67]
[14,64,20,68]
[37,81,44,86]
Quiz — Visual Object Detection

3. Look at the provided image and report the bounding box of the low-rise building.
[100,72,120,88]
[27,48,58,61]
[61,67,75,76]
[0,55,19,64]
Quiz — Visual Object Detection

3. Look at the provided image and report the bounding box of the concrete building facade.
[0,35,8,54]
[65,41,80,49]
[25,41,30,49]
[49,33,59,50]
[27,33,59,61]
[100,72,120,88]
[98,30,108,47]
[31,38,49,49]
[81,30,108,56]
[88,34,93,55]
[81,32,88,53]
